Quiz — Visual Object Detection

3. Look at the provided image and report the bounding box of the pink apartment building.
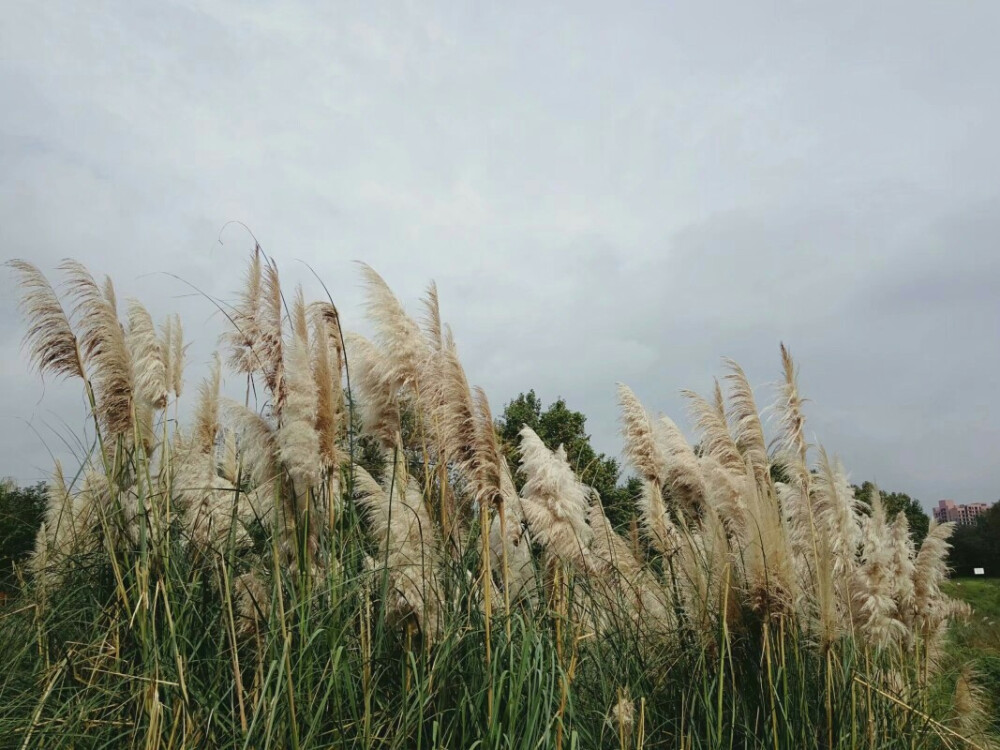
[933,499,990,525]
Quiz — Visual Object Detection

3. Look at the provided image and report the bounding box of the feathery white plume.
[699,455,748,541]
[235,571,272,635]
[912,520,957,662]
[222,249,263,375]
[655,415,706,519]
[126,299,168,410]
[682,381,742,472]
[723,359,769,487]
[311,305,344,474]
[853,487,905,647]
[8,260,85,381]
[35,462,99,576]
[638,479,681,559]
[589,498,673,633]
[742,466,797,617]
[354,463,443,640]
[260,261,285,411]
[191,356,221,457]
[222,400,280,492]
[357,263,430,395]
[61,260,135,435]
[278,295,321,493]
[518,426,592,567]
[168,313,185,398]
[888,512,916,626]
[345,333,400,447]
[177,450,247,550]
[812,449,862,583]
[618,384,668,487]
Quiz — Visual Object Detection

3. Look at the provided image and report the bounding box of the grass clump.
[943,578,1000,737]
[0,250,994,749]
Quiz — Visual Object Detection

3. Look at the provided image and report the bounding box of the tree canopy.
[0,480,46,595]
[948,502,1000,577]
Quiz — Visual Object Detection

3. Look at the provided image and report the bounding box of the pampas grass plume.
[8,260,85,382]
[518,426,592,567]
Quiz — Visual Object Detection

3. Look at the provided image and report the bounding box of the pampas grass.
[346,333,401,449]
[3,253,988,750]
[61,260,135,436]
[126,299,168,411]
[278,310,321,493]
[723,358,770,488]
[618,384,669,488]
[654,413,706,520]
[854,487,907,648]
[357,263,430,395]
[6,260,85,382]
[162,312,185,399]
[518,427,593,569]
[354,461,443,641]
[312,304,345,475]
[637,477,682,559]
[683,379,743,473]
[260,260,286,411]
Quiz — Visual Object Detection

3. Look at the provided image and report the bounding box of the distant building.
[933,499,990,526]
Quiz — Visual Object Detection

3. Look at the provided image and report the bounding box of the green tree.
[948,502,1000,577]
[852,481,930,547]
[496,391,639,527]
[0,480,47,595]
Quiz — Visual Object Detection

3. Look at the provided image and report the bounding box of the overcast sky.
[3,2,999,510]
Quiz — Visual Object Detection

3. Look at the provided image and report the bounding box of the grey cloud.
[2,1,999,509]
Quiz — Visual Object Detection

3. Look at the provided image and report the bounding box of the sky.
[2,1,999,511]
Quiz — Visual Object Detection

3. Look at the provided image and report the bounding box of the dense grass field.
[943,577,1000,734]
[944,578,1000,621]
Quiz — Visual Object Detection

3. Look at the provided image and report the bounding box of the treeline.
[948,503,1000,577]
[0,481,45,595]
